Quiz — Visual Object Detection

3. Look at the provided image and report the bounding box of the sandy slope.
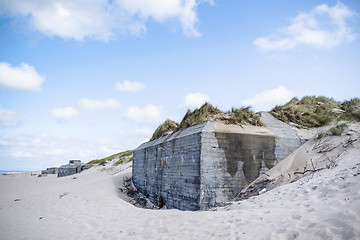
[1,126,359,240]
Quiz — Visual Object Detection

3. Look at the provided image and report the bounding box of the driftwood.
[121,176,157,209]
[235,178,272,201]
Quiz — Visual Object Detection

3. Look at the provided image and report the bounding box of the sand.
[1,125,360,240]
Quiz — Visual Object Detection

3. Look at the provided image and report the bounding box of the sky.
[0,0,359,171]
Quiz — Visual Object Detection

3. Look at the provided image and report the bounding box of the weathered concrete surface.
[133,124,204,211]
[38,167,59,177]
[260,112,307,163]
[199,122,276,209]
[58,160,84,178]
[43,167,58,175]
[133,117,306,210]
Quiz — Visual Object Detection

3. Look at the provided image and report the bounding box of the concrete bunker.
[38,167,59,177]
[58,160,84,178]
[133,116,305,211]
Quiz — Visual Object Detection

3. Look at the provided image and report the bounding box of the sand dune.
[1,125,359,240]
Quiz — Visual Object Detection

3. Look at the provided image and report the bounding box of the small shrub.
[330,127,343,136]
[315,132,325,139]
[329,123,348,136]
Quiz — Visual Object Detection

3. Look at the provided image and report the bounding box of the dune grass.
[221,107,263,126]
[151,120,180,140]
[316,123,349,139]
[271,96,341,128]
[113,155,133,166]
[330,123,349,136]
[151,103,262,140]
[341,98,360,121]
[178,103,223,129]
[271,96,360,128]
[87,150,133,166]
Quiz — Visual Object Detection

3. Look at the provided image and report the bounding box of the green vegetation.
[316,123,349,139]
[87,158,108,166]
[341,98,360,121]
[87,150,133,166]
[179,103,222,129]
[151,120,180,140]
[270,96,355,128]
[151,103,263,140]
[221,107,263,126]
[149,96,359,140]
[329,123,348,136]
[315,132,326,140]
[113,155,133,166]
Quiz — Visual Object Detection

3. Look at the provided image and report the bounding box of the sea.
[0,170,38,175]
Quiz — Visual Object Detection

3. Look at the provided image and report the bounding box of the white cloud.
[11,151,33,158]
[0,62,45,91]
[182,92,211,109]
[254,3,357,51]
[0,106,25,127]
[0,0,212,40]
[124,104,164,123]
[115,80,145,92]
[51,107,78,122]
[241,86,294,112]
[78,98,121,110]
[0,132,128,170]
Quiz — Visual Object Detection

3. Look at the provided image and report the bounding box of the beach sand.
[1,125,359,240]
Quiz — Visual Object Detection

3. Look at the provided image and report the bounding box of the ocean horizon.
[0,170,40,175]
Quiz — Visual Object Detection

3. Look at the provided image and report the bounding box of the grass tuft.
[315,123,349,139]
[329,123,348,136]
[178,103,222,129]
[87,150,133,166]
[341,98,360,121]
[270,96,343,128]
[151,120,179,140]
[221,107,263,126]
[151,103,263,140]
[113,155,133,166]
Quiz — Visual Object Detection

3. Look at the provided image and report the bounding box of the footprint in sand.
[303,203,311,208]
[297,220,316,229]
[270,229,299,240]
[291,214,301,220]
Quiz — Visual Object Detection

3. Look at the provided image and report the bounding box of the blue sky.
[0,0,359,171]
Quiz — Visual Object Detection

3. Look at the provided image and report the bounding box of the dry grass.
[271,96,359,128]
[151,120,179,140]
[178,103,222,129]
[271,96,341,128]
[151,103,263,140]
[87,150,133,166]
[316,123,349,139]
[341,98,360,121]
[221,107,263,126]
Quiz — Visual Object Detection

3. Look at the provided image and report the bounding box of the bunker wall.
[199,126,276,209]
[133,132,202,211]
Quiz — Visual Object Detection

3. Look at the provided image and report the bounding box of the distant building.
[58,160,84,178]
[38,167,58,177]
